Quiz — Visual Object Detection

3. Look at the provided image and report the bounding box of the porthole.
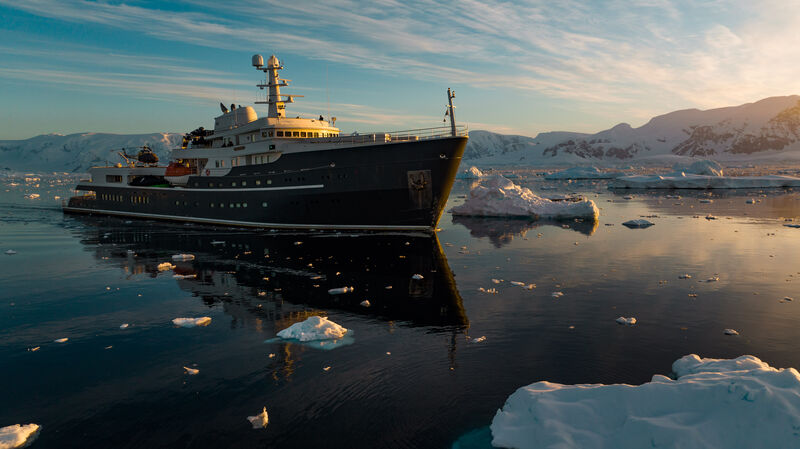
[262,202,268,207]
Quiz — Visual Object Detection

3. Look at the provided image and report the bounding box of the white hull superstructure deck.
[66,54,468,231]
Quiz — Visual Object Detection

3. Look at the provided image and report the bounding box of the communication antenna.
[326,65,331,123]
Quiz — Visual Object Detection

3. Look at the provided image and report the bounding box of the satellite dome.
[252,54,264,67]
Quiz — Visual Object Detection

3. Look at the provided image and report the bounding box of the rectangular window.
[232,181,237,187]
[292,131,299,137]
[268,131,274,137]
[106,175,122,183]
[262,131,268,138]
[255,180,261,186]
[242,181,247,186]
[267,179,272,185]
[220,160,225,167]
[210,203,215,208]
[219,203,225,208]
[301,131,307,137]
[243,203,248,208]
[229,203,234,208]
[262,202,268,207]
[314,132,319,137]
[277,131,284,137]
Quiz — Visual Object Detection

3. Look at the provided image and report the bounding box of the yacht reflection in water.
[452,216,598,247]
[74,218,469,329]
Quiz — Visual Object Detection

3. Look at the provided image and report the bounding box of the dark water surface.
[2,172,800,448]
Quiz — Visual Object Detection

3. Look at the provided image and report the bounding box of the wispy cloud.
[3,0,800,135]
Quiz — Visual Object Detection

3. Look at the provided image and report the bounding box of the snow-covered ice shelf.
[490,354,800,449]
[545,166,619,180]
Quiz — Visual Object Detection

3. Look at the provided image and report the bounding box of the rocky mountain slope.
[465,96,800,165]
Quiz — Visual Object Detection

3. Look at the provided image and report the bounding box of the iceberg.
[545,166,619,180]
[0,423,41,449]
[490,354,800,449]
[450,175,599,220]
[455,166,485,179]
[172,317,212,327]
[622,219,654,228]
[171,254,195,261]
[672,159,724,176]
[276,315,348,342]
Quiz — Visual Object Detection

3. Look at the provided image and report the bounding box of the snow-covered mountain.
[4,95,800,172]
[0,132,183,172]
[465,96,800,166]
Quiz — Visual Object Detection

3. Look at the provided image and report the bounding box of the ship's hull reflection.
[74,217,468,328]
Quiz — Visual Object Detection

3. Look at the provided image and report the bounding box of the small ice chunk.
[724,328,739,335]
[472,336,487,343]
[616,316,637,325]
[173,274,197,279]
[54,337,68,343]
[276,316,348,342]
[702,276,720,283]
[246,407,269,429]
[323,366,331,371]
[360,300,371,307]
[411,274,424,280]
[5,250,17,255]
[784,297,794,302]
[622,219,654,228]
[551,292,564,298]
[705,214,717,220]
[24,193,40,199]
[119,323,129,329]
[183,366,199,375]
[0,423,41,449]
[328,286,354,295]
[157,262,176,271]
[171,254,195,261]
[679,274,692,279]
[293,241,303,245]
[510,281,525,286]
[172,317,212,328]
[492,278,502,284]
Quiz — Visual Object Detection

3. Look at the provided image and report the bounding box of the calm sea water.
[2,170,800,448]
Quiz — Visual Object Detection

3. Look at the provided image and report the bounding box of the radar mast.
[252,54,302,118]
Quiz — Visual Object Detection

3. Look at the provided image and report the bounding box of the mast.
[253,54,301,118]
[447,88,457,136]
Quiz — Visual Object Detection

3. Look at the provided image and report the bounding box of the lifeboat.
[164,162,194,186]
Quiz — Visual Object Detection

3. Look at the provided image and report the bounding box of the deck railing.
[309,125,469,144]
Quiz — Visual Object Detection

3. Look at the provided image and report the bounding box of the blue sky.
[1,0,799,140]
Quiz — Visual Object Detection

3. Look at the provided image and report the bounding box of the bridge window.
[106,175,122,183]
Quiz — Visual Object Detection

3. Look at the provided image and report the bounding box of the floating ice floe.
[172,317,212,328]
[724,328,739,335]
[277,316,348,342]
[456,166,485,179]
[785,224,800,229]
[411,274,424,280]
[678,274,692,279]
[551,292,564,298]
[479,287,499,294]
[0,423,41,449]
[5,250,17,255]
[183,366,199,375]
[544,166,619,180]
[472,336,487,343]
[54,338,68,343]
[490,354,800,449]
[246,407,269,429]
[119,323,129,329]
[622,219,654,228]
[24,193,40,199]
[157,262,176,271]
[171,254,195,261]
[173,274,197,279]
[450,175,599,220]
[328,286,354,295]
[615,316,637,325]
[360,300,371,307]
